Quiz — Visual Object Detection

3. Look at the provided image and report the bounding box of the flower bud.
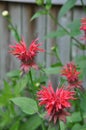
[36,0,44,5]
[2,10,9,17]
[35,82,40,87]
[51,46,56,51]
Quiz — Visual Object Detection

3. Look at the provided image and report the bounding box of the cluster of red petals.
[37,83,75,124]
[9,38,45,72]
[80,18,86,31]
[80,18,86,41]
[61,62,82,89]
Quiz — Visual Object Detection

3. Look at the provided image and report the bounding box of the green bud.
[51,46,56,51]
[36,0,44,6]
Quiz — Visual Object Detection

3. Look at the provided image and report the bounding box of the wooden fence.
[0,1,85,83]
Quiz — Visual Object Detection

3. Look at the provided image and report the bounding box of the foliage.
[1,0,86,130]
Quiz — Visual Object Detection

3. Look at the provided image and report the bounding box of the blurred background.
[0,0,85,83]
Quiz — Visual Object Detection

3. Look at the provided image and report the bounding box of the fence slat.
[0,3,9,81]
[8,3,22,70]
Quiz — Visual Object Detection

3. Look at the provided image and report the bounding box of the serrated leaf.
[11,97,38,115]
[58,0,77,18]
[31,10,47,21]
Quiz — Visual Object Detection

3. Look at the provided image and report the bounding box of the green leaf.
[80,124,86,130]
[67,112,82,123]
[72,124,82,130]
[74,56,86,79]
[48,124,57,130]
[20,114,41,130]
[67,19,81,36]
[45,0,52,10]
[6,70,20,78]
[44,27,67,39]
[0,81,13,106]
[43,67,61,75]
[31,10,48,21]
[60,121,66,130]
[11,97,38,115]
[14,75,28,95]
[51,62,62,67]
[58,0,77,18]
[36,0,44,6]
[80,94,86,112]
[9,120,20,130]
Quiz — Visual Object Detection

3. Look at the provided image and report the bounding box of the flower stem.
[29,70,36,99]
[48,12,83,46]
[41,121,46,130]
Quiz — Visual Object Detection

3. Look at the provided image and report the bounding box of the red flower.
[80,18,86,41]
[37,82,75,123]
[61,62,82,89]
[80,18,86,31]
[9,38,45,72]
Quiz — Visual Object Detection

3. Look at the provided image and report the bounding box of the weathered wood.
[21,4,36,43]
[0,1,85,83]
[8,3,22,70]
[35,6,46,65]
[0,3,9,81]
[57,11,72,64]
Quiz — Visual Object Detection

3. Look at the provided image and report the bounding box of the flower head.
[80,18,86,41]
[9,38,45,72]
[80,18,86,31]
[37,82,75,123]
[61,62,82,89]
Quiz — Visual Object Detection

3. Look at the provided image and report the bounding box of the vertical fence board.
[57,11,72,64]
[35,7,46,66]
[8,3,22,70]
[21,4,36,44]
[0,3,9,82]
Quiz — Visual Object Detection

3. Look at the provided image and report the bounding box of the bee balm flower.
[9,38,45,72]
[61,62,82,89]
[37,82,75,123]
[80,18,86,41]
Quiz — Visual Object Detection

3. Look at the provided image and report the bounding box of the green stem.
[80,0,86,12]
[48,12,83,46]
[55,48,63,66]
[29,70,34,86]
[6,16,21,42]
[29,71,46,130]
[58,120,61,130]
[41,121,46,130]
[28,70,36,99]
